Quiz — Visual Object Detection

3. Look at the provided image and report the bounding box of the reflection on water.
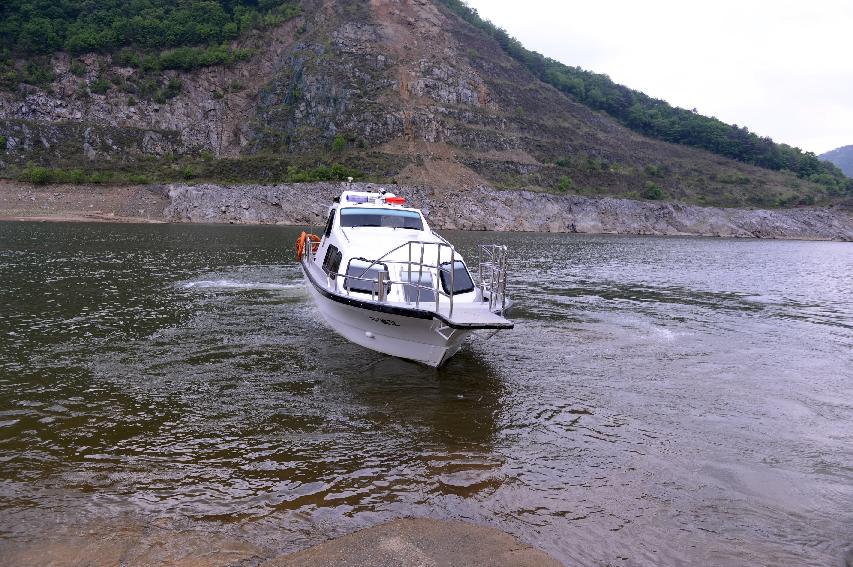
[0,222,852,565]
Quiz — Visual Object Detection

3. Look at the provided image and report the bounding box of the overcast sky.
[464,0,853,155]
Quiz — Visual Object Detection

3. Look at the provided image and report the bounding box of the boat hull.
[301,265,470,367]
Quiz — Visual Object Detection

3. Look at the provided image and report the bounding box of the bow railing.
[303,239,509,318]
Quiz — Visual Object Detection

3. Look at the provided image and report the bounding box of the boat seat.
[344,259,390,295]
[400,271,436,303]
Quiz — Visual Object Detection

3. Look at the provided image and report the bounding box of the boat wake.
[181,280,301,291]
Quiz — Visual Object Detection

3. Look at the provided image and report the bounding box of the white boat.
[297,188,512,367]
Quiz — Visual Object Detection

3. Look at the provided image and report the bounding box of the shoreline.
[3,518,563,566]
[0,214,165,223]
[2,213,851,245]
[1,180,851,241]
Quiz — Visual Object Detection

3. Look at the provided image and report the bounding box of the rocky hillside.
[821,145,853,177]
[0,0,848,208]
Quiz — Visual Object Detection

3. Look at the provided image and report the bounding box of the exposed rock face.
[0,20,303,163]
[160,182,853,241]
[2,180,850,240]
[165,182,326,225]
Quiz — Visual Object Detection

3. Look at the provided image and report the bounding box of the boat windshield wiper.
[342,223,422,230]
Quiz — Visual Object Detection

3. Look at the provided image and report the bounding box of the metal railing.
[478,244,509,314]
[304,238,508,318]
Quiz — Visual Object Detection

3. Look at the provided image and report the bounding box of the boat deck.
[431,302,513,329]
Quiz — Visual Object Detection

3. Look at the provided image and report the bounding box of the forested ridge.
[820,145,853,177]
[0,0,300,54]
[438,0,852,196]
[0,0,300,81]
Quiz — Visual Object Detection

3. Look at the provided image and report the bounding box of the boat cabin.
[312,190,477,307]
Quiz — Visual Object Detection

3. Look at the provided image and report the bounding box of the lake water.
[0,222,851,566]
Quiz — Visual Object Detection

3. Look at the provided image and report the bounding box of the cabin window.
[324,209,336,237]
[339,208,423,230]
[401,271,436,303]
[439,261,475,295]
[322,245,342,275]
[344,259,391,295]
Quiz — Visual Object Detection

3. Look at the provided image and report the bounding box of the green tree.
[331,135,347,153]
[21,61,53,87]
[557,176,574,192]
[89,77,110,94]
[18,18,61,54]
[20,165,52,184]
[0,1,301,57]
[642,181,663,200]
[69,60,86,77]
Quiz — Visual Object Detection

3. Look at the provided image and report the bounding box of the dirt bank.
[2,180,851,241]
[0,181,168,223]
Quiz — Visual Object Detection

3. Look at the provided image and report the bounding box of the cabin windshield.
[339,208,424,230]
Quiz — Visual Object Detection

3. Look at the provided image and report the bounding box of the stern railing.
[478,244,509,314]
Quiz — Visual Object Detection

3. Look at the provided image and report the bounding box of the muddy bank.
[0,181,167,223]
[2,180,852,240]
[1,518,561,566]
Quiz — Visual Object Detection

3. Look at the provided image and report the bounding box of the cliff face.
[0,0,835,208]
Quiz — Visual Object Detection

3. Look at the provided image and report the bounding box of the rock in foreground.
[266,518,562,567]
[2,518,561,566]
